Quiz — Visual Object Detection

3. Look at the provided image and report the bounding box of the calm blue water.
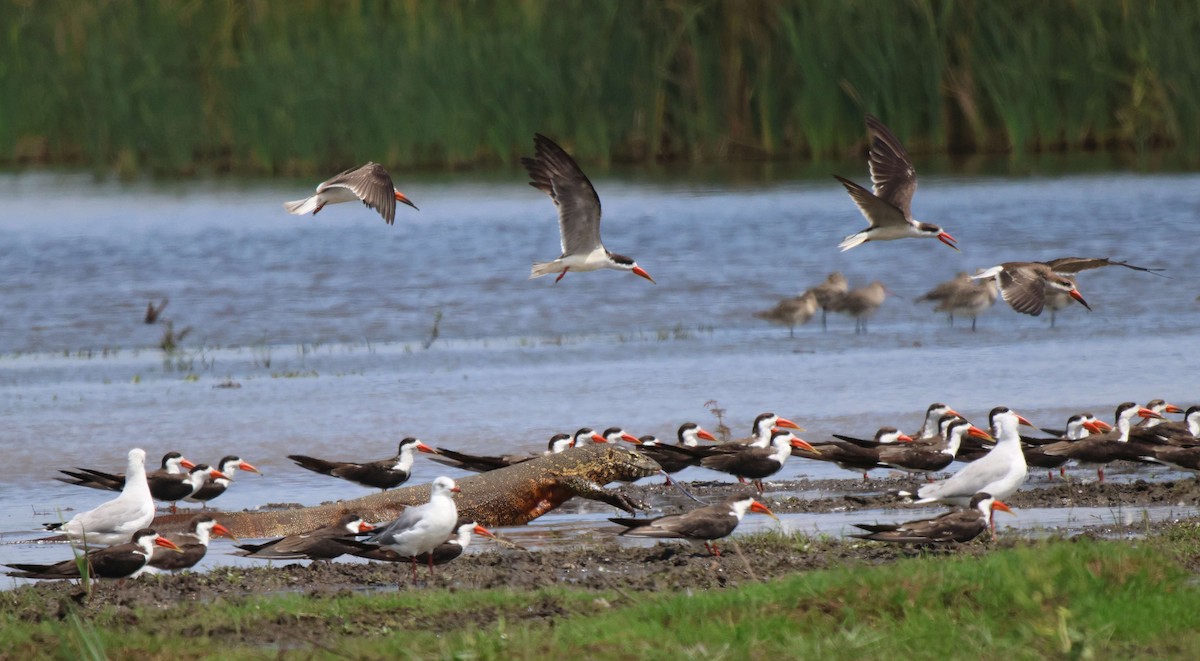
[1,167,1197,583]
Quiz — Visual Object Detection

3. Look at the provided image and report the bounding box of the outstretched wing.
[997,265,1046,316]
[865,115,918,217]
[521,134,603,256]
[1043,257,1166,277]
[834,175,909,229]
[319,162,397,225]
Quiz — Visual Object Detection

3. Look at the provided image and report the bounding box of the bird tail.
[286,454,338,476]
[838,231,869,252]
[529,261,560,279]
[607,517,652,535]
[283,196,320,216]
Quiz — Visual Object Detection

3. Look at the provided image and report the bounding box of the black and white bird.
[353,517,497,566]
[56,450,203,512]
[912,408,1034,506]
[143,514,236,574]
[851,492,1012,544]
[430,433,576,473]
[8,528,181,580]
[185,455,261,506]
[834,115,958,252]
[609,492,779,556]
[43,448,157,546]
[283,162,418,225]
[363,476,461,579]
[700,430,816,493]
[236,513,375,562]
[521,133,654,284]
[289,438,435,490]
[971,257,1163,317]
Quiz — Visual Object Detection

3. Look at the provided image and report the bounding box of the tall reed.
[1,0,1196,174]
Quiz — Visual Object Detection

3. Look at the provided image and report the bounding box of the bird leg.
[821,310,828,331]
[1097,467,1105,483]
[1060,466,1067,478]
[169,502,178,514]
[427,554,436,578]
[861,472,870,482]
[554,268,569,284]
[753,480,764,494]
[410,557,418,581]
[971,317,978,332]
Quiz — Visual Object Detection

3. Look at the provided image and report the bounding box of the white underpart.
[452,523,476,550]
[369,477,459,557]
[747,417,779,448]
[185,470,210,497]
[283,186,362,215]
[550,438,574,453]
[531,246,615,278]
[59,448,156,546]
[768,434,793,467]
[915,411,1027,506]
[392,442,419,472]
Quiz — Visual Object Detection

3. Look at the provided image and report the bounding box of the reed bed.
[1,0,1197,174]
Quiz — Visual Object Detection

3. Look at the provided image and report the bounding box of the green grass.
[6,533,1200,659]
[2,0,1199,175]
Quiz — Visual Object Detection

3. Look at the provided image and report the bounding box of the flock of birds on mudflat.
[8,117,1183,583]
[11,398,1199,581]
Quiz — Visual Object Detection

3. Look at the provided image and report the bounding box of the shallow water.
[1,167,1198,583]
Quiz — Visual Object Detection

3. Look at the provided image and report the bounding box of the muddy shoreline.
[6,472,1200,618]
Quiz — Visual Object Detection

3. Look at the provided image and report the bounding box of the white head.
[875,427,913,444]
[1186,406,1200,437]
[188,514,234,546]
[1065,414,1089,440]
[728,493,778,522]
[127,448,148,474]
[547,434,574,453]
[921,403,958,438]
[430,476,461,499]
[337,513,372,535]
[395,438,435,470]
[988,407,1033,441]
[677,422,717,447]
[599,427,639,444]
[217,455,262,480]
[162,452,193,474]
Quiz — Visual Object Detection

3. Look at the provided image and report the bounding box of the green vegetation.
[2,1,1198,175]
[5,534,1200,659]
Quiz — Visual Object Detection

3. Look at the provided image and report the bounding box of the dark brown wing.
[865,115,918,217]
[614,503,738,541]
[521,134,603,256]
[833,175,909,229]
[998,264,1047,316]
[1042,257,1166,276]
[853,510,985,544]
[148,542,206,571]
[319,162,397,225]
